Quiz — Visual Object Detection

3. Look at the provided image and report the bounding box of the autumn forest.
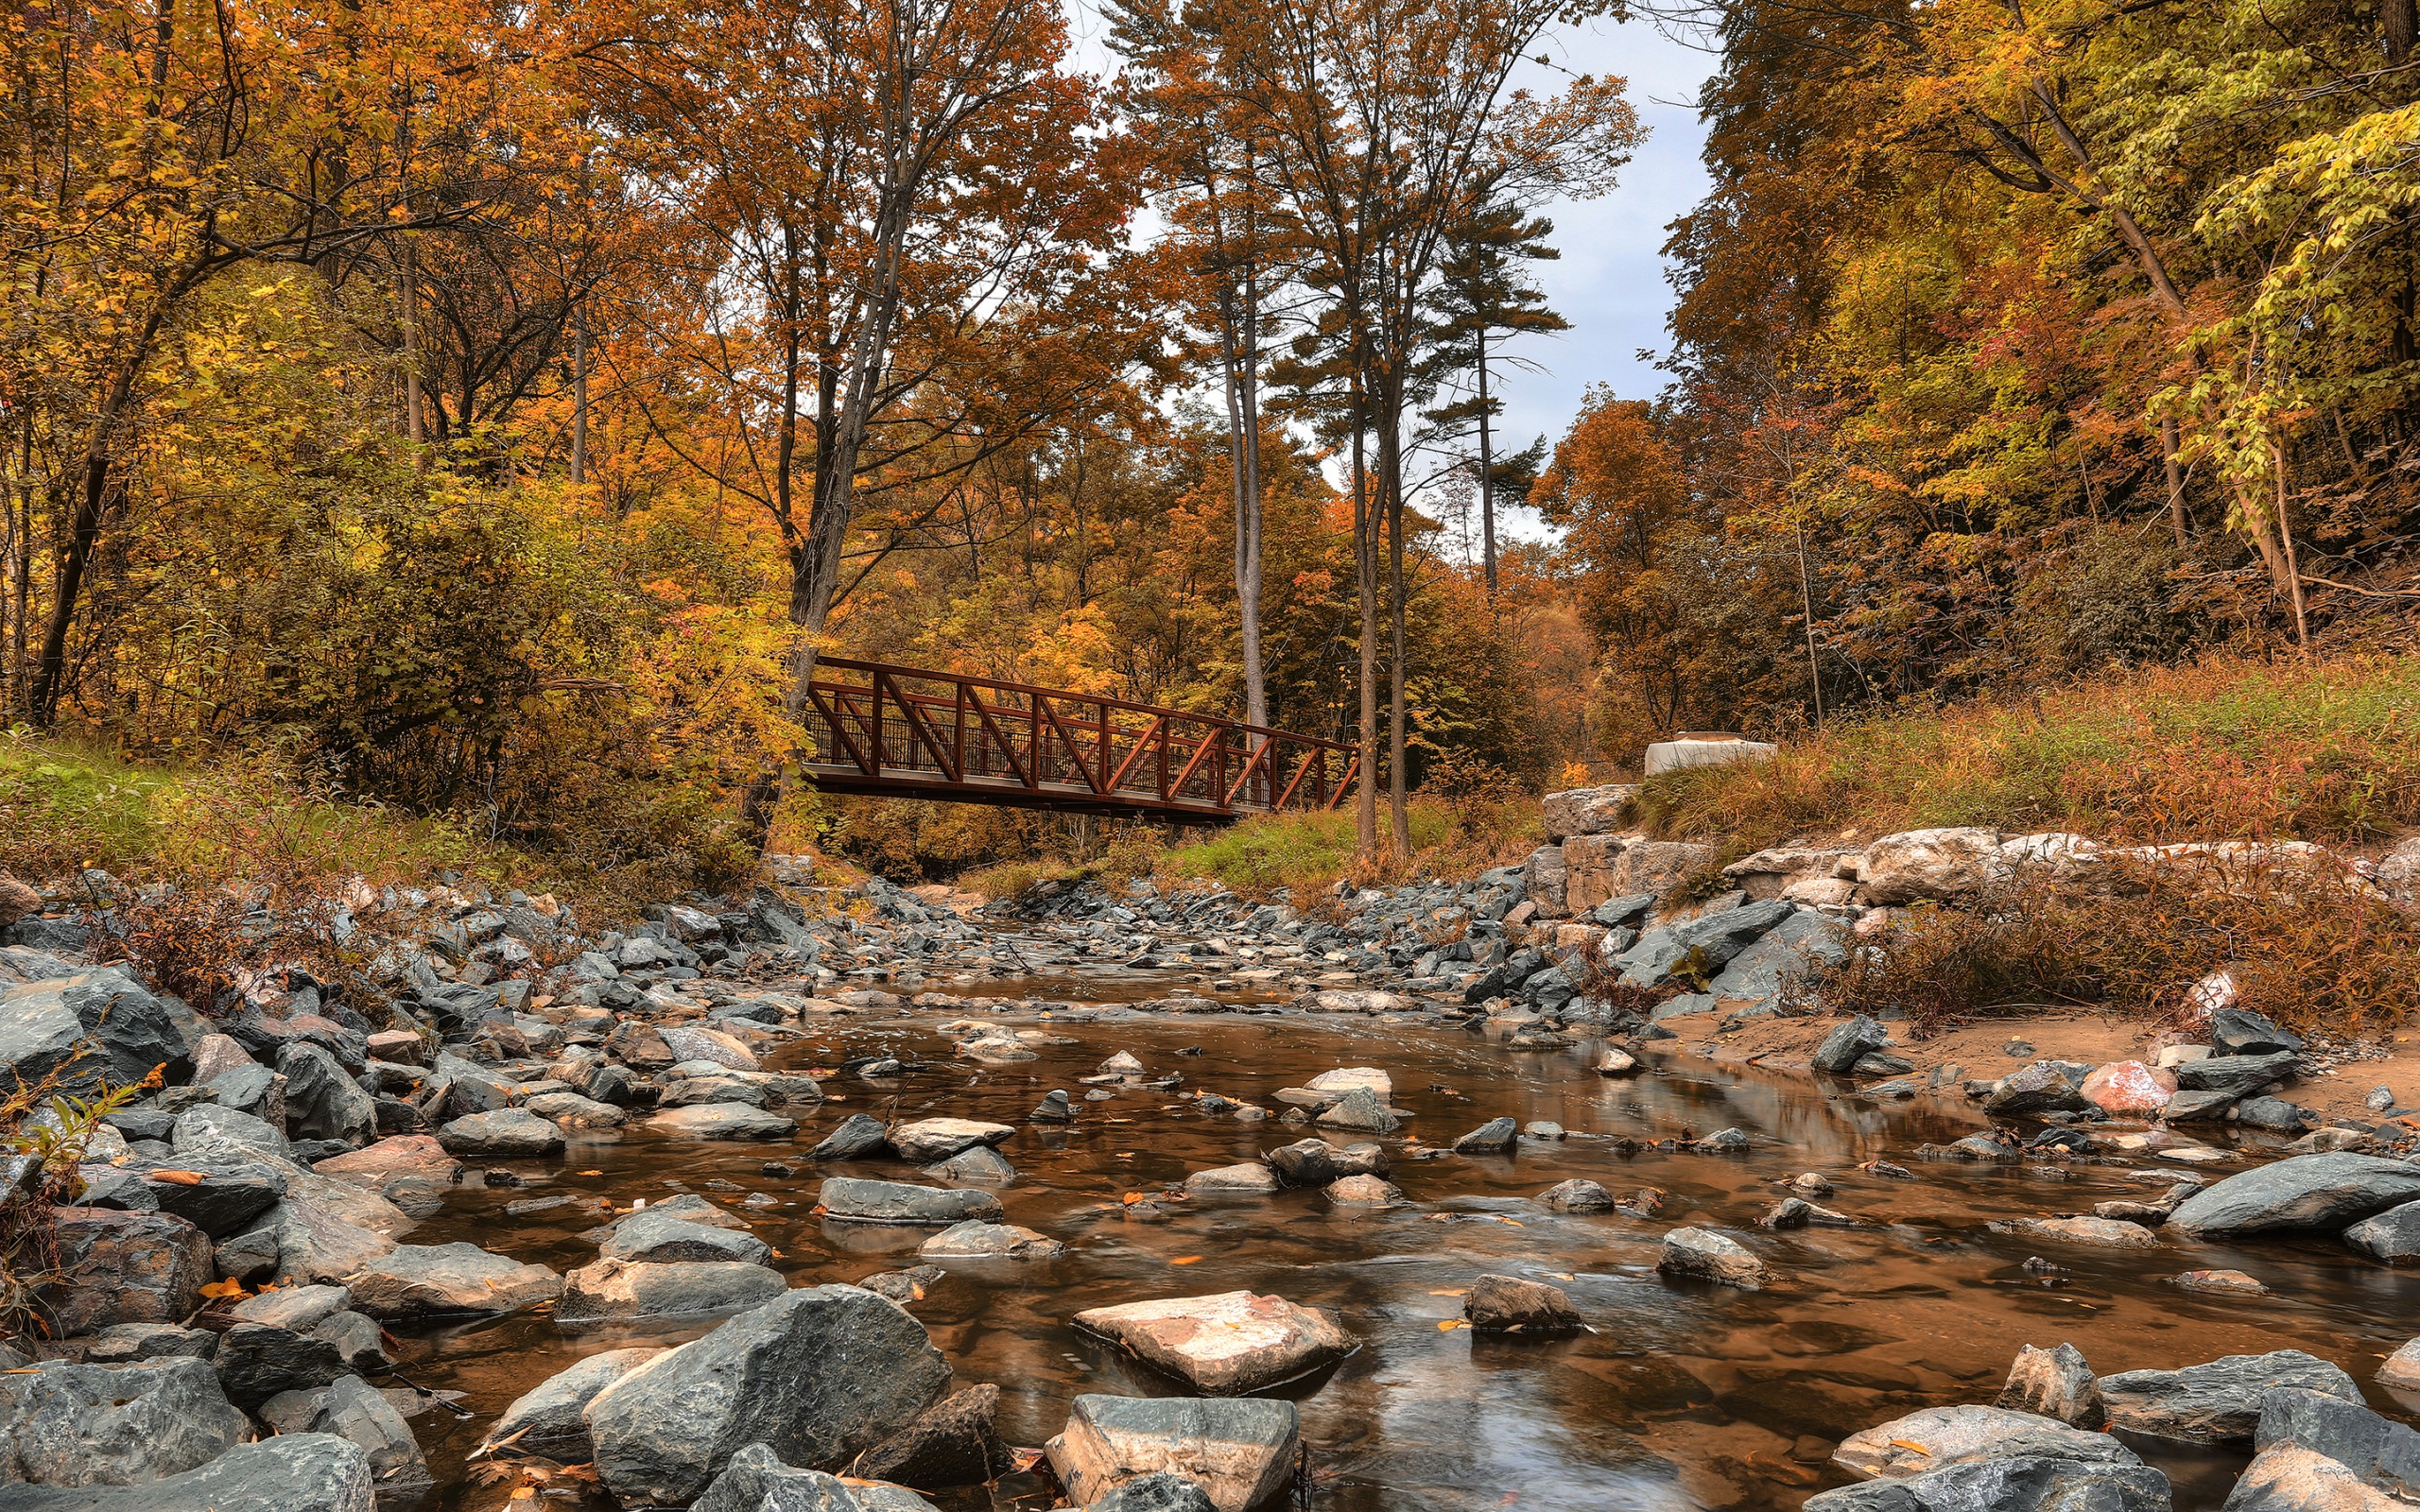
[5,0,2417,890]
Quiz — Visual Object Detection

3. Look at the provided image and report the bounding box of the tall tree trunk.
[1239,261,1267,733]
[1352,398,1377,866]
[1382,414,1410,858]
[570,306,589,486]
[1476,331,1497,597]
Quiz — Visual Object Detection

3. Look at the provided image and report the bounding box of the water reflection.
[398,992,2420,1512]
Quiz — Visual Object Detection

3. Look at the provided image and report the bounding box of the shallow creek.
[398,954,2420,1512]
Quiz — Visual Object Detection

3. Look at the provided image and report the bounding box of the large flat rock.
[1836,1405,2142,1479]
[887,1118,1015,1162]
[344,1242,562,1319]
[0,1357,248,1488]
[1072,1291,1354,1395]
[0,1434,372,1510]
[2167,1156,2420,1239]
[2100,1350,2360,1443]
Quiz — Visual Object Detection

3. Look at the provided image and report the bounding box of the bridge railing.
[799,657,1357,819]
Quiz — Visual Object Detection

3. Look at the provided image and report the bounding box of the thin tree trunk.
[1352,403,1377,866]
[2275,439,2308,653]
[1793,513,1824,728]
[1239,257,1267,734]
[570,306,589,486]
[1476,332,1496,597]
[1383,419,1410,858]
[2162,419,2187,545]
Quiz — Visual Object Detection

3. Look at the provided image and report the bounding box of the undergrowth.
[1635,653,2420,850]
[1,1063,148,1345]
[1797,863,2420,1039]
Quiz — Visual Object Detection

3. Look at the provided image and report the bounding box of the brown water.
[395,978,2420,1512]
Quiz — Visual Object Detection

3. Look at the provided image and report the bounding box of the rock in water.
[2342,1201,2420,1263]
[810,1112,893,1160]
[1452,1117,1517,1154]
[887,1118,1015,1162]
[691,1442,941,1512]
[1658,1228,1769,1290]
[343,1242,561,1319]
[648,1103,797,1140]
[0,1434,373,1511]
[1803,1454,2171,1512]
[2167,1156,2420,1239]
[1462,1274,1582,1332]
[1046,1394,1300,1512]
[918,1221,1065,1261]
[2099,1350,2360,1444]
[1541,1179,1616,1212]
[850,1383,1011,1489]
[600,1211,771,1265]
[2377,1338,2420,1393]
[1072,1291,1355,1395]
[1836,1405,2140,1479]
[1094,1473,1222,1512]
[1185,1162,1281,1194]
[1995,1216,2161,1249]
[818,1177,1004,1226]
[476,1348,662,1462]
[1314,1086,1398,1134]
[556,1257,788,1323]
[1999,1343,2108,1429]
[0,1357,248,1487]
[583,1285,951,1505]
[255,1374,427,1488]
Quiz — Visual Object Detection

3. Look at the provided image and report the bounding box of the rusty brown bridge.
[800,657,1357,821]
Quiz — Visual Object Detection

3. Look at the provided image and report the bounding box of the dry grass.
[1635,653,2420,850]
[1797,863,2420,1039]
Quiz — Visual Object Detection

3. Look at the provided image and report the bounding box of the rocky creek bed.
[9,850,2420,1512]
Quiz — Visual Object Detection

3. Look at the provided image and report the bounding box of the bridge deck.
[798,657,1357,821]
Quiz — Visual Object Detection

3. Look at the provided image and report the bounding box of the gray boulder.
[2221,1444,2405,1512]
[2342,1201,2420,1263]
[1540,1178,1616,1212]
[583,1285,953,1505]
[1462,1274,1581,1332]
[1987,1063,2093,1117]
[1837,1405,2140,1479]
[2210,1008,2305,1057]
[0,1434,372,1511]
[212,1322,350,1407]
[44,1207,210,1335]
[256,1374,426,1487]
[692,1442,942,1512]
[556,1257,788,1323]
[1804,1455,2172,1512]
[2099,1350,2360,1443]
[1094,1472,1221,1512]
[2175,1052,2299,1094]
[808,1113,893,1160]
[477,1346,662,1462]
[0,1357,247,1486]
[277,1042,376,1146]
[849,1383,1011,1489]
[2248,1386,2420,1502]
[601,1211,771,1265]
[818,1177,1003,1226]
[1451,1116,1517,1154]
[1813,1016,1893,1074]
[2167,1156,2420,1239]
[1612,900,1793,988]
[0,968,207,1091]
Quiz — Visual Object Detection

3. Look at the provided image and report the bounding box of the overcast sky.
[1063,7,1720,540]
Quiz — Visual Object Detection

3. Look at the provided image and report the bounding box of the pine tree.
[1423,198,1569,597]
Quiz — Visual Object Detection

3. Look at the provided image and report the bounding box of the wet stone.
[1658,1228,1768,1290]
[2099,1349,2360,1444]
[1836,1404,2143,1478]
[1452,1116,1517,1155]
[1462,1273,1582,1332]
[1073,1291,1355,1395]
[808,1112,893,1160]
[1999,1343,2108,1429]
[819,1177,1004,1226]
[1540,1178,1616,1212]
[1046,1393,1300,1512]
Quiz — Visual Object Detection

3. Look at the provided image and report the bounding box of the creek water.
[395,951,2420,1512]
